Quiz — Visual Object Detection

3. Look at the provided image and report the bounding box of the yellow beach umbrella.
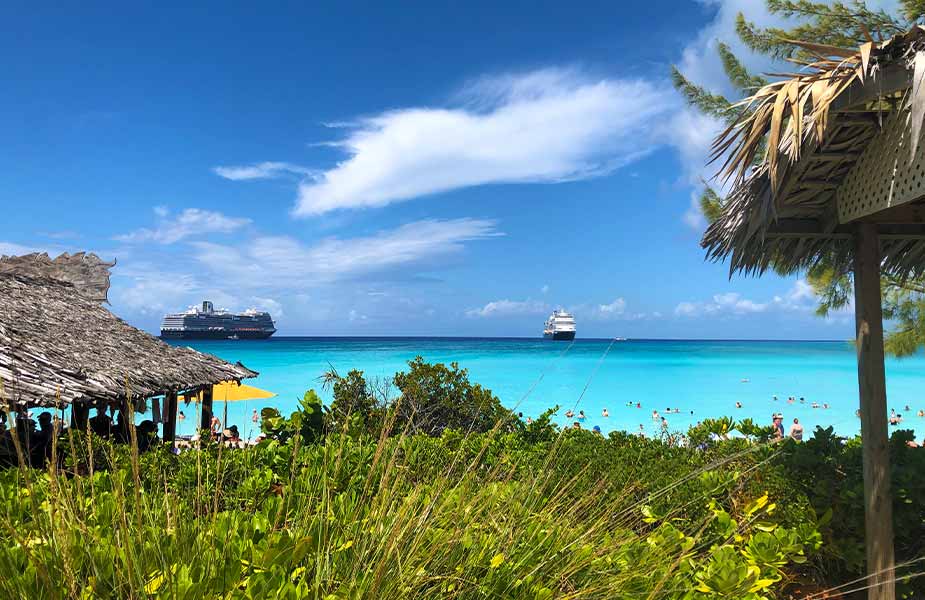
[182,382,276,402]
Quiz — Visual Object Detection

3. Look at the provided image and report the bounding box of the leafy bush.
[392,356,515,435]
[774,425,925,597]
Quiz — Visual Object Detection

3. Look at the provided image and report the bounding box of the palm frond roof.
[703,26,925,277]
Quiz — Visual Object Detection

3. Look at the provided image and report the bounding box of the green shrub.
[0,406,824,599]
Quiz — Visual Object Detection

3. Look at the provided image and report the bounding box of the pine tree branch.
[670,66,732,119]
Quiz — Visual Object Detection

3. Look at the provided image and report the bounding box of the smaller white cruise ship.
[544,309,576,340]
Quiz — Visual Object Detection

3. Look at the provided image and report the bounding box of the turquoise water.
[161,338,925,441]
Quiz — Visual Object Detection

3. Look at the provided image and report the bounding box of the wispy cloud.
[192,218,501,287]
[213,161,316,181]
[466,299,549,318]
[570,298,650,321]
[0,241,43,257]
[466,296,644,321]
[596,297,626,316]
[288,68,673,215]
[115,207,251,245]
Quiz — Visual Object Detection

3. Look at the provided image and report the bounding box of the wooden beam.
[800,180,839,190]
[831,64,911,112]
[766,218,925,239]
[809,151,860,162]
[162,392,178,446]
[200,385,213,435]
[859,203,925,225]
[853,223,895,600]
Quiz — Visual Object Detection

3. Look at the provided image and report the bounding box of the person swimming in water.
[602,408,609,417]
[565,410,574,418]
[735,401,742,409]
[577,410,586,421]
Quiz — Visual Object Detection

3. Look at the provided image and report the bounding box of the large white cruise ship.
[160,301,276,340]
[543,309,576,340]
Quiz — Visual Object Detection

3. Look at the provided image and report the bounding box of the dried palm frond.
[712,27,925,196]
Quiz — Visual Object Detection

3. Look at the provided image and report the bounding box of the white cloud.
[466,299,549,318]
[666,1,795,229]
[348,309,368,321]
[0,241,43,257]
[251,297,284,319]
[574,298,652,321]
[682,192,708,231]
[597,297,627,315]
[193,218,501,287]
[675,292,768,317]
[293,68,674,215]
[116,208,251,245]
[467,296,647,321]
[213,161,316,181]
[675,279,826,318]
[110,269,207,315]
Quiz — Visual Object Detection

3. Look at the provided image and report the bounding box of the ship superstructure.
[543,309,576,340]
[160,301,276,340]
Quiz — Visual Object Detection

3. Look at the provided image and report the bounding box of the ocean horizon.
[159,337,925,442]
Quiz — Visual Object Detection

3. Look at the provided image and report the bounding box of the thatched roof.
[0,253,256,408]
[703,26,925,277]
[0,252,115,303]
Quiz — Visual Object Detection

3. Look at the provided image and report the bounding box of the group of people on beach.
[770,413,803,442]
[174,408,262,450]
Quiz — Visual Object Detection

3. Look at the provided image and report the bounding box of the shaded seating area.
[0,251,256,462]
[702,27,925,600]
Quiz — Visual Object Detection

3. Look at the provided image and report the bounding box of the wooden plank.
[853,223,895,600]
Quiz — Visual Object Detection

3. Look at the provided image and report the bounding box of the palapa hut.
[0,251,256,444]
[703,27,925,600]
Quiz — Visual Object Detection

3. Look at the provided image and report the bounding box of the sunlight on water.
[162,338,925,441]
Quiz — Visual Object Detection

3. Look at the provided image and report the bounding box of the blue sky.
[1,1,876,338]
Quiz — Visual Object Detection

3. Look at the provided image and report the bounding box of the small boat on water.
[544,309,576,341]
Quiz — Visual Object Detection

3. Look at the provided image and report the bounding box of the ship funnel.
[202,300,214,314]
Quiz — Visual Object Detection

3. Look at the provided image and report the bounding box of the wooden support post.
[853,222,895,600]
[162,392,178,446]
[200,386,213,434]
[71,403,90,431]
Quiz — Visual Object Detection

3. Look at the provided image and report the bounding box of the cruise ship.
[543,309,576,340]
[160,301,277,340]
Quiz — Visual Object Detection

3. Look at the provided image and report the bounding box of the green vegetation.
[673,0,925,356]
[3,357,925,597]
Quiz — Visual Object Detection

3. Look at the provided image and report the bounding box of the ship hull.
[160,330,275,340]
[544,331,576,341]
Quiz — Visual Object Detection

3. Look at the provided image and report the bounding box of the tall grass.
[0,400,820,599]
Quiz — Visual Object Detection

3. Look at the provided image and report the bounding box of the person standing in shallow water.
[789,418,803,442]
